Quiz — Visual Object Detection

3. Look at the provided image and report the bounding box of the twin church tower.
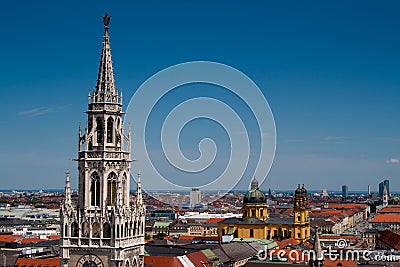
[60,14,145,267]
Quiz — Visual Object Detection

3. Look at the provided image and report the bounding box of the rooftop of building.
[370,213,400,223]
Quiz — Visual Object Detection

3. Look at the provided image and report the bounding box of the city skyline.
[1,1,400,191]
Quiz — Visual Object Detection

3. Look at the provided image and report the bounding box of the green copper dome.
[244,178,266,204]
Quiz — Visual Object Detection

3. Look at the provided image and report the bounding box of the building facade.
[60,13,145,267]
[218,180,310,242]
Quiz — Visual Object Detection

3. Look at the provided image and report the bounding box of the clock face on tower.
[76,254,104,267]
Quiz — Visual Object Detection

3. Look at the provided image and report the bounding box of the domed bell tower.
[242,178,268,221]
[293,184,310,242]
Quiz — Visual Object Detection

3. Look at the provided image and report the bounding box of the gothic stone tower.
[60,13,145,267]
[293,184,310,242]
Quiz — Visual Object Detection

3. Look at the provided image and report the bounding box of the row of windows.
[88,116,120,148]
[68,220,143,239]
[89,171,127,206]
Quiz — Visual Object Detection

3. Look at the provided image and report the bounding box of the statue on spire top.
[102,13,111,27]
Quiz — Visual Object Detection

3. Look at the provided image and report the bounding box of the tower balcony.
[78,150,130,160]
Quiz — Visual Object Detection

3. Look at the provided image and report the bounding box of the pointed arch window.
[88,137,93,150]
[90,172,100,206]
[71,222,78,237]
[96,117,103,144]
[103,222,111,238]
[92,222,100,238]
[107,117,114,143]
[107,172,117,205]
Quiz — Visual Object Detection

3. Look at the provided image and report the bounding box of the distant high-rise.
[190,188,201,208]
[368,185,371,195]
[321,188,329,197]
[342,185,348,198]
[379,180,390,197]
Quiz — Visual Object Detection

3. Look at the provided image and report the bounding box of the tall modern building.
[190,188,201,208]
[342,185,348,198]
[60,14,145,267]
[379,180,390,197]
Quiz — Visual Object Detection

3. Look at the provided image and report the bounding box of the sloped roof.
[324,258,356,267]
[277,237,300,249]
[370,214,400,223]
[15,257,60,267]
[21,237,46,244]
[212,247,231,263]
[205,218,225,224]
[186,251,211,267]
[0,234,22,243]
[154,221,172,228]
[379,205,400,213]
[144,255,184,267]
[220,242,257,261]
[267,216,294,225]
[378,230,400,250]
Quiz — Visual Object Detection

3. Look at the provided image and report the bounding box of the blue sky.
[1,1,399,191]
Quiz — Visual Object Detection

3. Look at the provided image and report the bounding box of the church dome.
[244,178,266,204]
[244,189,266,204]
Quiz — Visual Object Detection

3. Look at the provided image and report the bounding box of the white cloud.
[386,158,400,164]
[19,107,53,117]
[322,136,350,141]
[18,105,71,117]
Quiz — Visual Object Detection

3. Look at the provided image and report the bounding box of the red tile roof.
[370,214,400,223]
[0,234,22,243]
[277,238,300,249]
[21,238,46,244]
[144,256,184,267]
[15,257,60,267]
[319,235,358,240]
[378,230,400,250]
[48,235,60,240]
[325,203,367,209]
[186,251,211,267]
[268,248,309,263]
[178,235,195,240]
[324,258,357,267]
[205,218,225,224]
[379,206,400,213]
